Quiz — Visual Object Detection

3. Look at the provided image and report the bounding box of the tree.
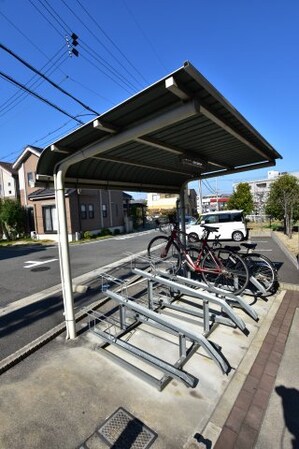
[0,199,26,240]
[265,174,299,238]
[227,182,253,215]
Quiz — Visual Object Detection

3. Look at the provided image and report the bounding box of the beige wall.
[17,152,125,240]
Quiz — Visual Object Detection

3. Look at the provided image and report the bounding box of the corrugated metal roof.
[36,61,282,193]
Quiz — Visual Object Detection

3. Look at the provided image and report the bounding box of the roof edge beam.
[62,176,181,192]
[165,76,191,101]
[93,119,119,134]
[51,144,71,154]
[199,105,272,160]
[200,160,276,179]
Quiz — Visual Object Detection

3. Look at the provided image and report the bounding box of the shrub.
[113,228,121,235]
[100,228,112,236]
[83,231,92,239]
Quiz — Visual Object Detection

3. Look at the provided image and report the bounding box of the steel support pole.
[55,169,76,339]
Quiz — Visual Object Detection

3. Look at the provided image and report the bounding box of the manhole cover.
[97,407,157,449]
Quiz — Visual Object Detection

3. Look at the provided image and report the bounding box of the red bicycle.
[147,222,249,295]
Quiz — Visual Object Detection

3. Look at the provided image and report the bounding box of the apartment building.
[0,161,19,200]
[233,170,299,215]
[12,146,125,241]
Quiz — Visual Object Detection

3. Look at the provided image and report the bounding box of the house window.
[27,172,34,187]
[102,204,107,218]
[80,204,87,219]
[8,182,11,186]
[152,194,160,201]
[42,206,57,232]
[88,204,94,219]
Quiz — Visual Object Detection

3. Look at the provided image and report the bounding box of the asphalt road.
[0,229,156,308]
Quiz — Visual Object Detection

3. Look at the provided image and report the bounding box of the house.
[12,146,125,241]
[0,161,19,200]
[147,189,197,217]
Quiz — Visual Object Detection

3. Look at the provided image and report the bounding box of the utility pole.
[198,179,203,215]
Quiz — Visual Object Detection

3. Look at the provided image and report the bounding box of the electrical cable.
[0,42,99,115]
[27,0,66,38]
[79,43,136,93]
[66,0,148,86]
[0,47,67,116]
[122,0,168,72]
[0,10,116,106]
[27,0,143,94]
[0,70,84,124]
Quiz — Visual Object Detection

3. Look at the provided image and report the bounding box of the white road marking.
[24,258,58,268]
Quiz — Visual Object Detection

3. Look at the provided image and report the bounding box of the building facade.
[0,161,19,200]
[147,189,198,217]
[13,146,125,241]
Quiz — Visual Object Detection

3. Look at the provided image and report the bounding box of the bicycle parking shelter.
[35,61,282,340]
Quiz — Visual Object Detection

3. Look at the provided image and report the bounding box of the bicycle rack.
[132,267,250,335]
[134,252,257,321]
[159,271,259,322]
[87,272,230,390]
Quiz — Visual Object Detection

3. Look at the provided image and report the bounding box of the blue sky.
[1,0,298,197]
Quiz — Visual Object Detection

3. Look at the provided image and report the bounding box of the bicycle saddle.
[201,225,219,232]
[241,243,257,250]
[224,245,241,252]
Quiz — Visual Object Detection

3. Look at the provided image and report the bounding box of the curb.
[271,231,298,269]
[188,289,286,448]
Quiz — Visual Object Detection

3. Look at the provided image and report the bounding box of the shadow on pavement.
[0,245,49,261]
[276,385,299,449]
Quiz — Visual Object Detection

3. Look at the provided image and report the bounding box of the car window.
[204,214,218,224]
[231,213,243,222]
[218,214,231,223]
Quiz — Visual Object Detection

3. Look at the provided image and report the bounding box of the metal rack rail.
[132,267,254,334]
[87,272,231,390]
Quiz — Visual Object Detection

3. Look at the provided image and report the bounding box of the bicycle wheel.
[243,253,278,295]
[201,249,249,295]
[147,236,181,274]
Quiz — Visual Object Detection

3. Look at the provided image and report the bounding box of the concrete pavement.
[1,232,299,448]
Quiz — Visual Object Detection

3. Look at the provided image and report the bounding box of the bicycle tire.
[243,253,278,295]
[202,249,249,295]
[147,236,182,275]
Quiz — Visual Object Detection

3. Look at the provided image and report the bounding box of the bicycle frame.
[166,224,225,275]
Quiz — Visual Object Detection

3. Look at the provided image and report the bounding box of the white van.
[187,210,248,242]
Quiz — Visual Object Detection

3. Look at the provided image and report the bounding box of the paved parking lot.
[247,237,298,286]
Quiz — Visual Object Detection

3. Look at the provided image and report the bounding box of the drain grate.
[97,407,157,449]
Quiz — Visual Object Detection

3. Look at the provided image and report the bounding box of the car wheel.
[232,231,244,242]
[188,232,199,243]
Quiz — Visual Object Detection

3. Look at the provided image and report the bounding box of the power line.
[69,0,148,86]
[27,0,145,95]
[79,43,136,94]
[122,0,168,72]
[27,0,66,38]
[0,42,99,115]
[0,47,67,117]
[0,9,116,107]
[57,0,142,90]
[0,70,84,124]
